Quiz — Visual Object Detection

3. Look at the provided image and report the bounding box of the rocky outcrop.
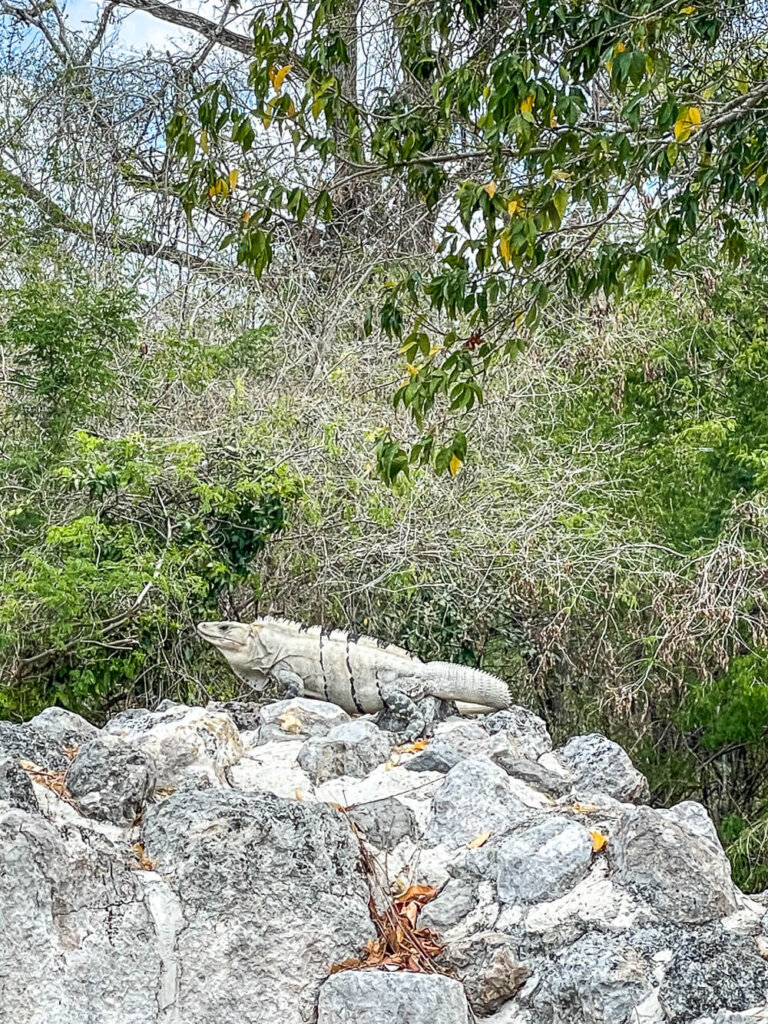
[0,698,766,1024]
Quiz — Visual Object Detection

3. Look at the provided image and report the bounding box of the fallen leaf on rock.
[294,788,304,801]
[19,759,70,800]
[331,845,443,975]
[392,738,429,754]
[131,842,156,871]
[62,745,79,761]
[468,830,492,849]
[590,830,608,852]
[571,803,599,814]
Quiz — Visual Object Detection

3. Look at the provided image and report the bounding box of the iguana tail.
[420,661,511,710]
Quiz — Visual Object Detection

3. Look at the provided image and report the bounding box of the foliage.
[0,249,302,718]
[163,0,768,475]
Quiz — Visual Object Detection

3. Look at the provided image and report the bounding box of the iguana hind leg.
[271,668,305,699]
[376,687,426,744]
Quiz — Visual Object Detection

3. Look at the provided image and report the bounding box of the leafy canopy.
[167,0,768,478]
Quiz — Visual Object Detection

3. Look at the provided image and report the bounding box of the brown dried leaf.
[131,842,156,872]
[393,884,438,908]
[19,760,70,800]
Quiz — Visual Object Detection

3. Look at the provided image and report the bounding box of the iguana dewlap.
[197,617,511,740]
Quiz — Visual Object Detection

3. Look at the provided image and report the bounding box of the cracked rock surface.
[0,699,766,1024]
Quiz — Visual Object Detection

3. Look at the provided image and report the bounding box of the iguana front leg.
[376,685,426,744]
[271,668,305,699]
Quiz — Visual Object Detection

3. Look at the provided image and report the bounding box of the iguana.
[197,617,511,740]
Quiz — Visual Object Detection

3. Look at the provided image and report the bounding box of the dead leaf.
[468,830,492,849]
[131,842,156,871]
[393,884,438,908]
[19,759,70,800]
[294,788,304,802]
[590,830,608,852]
[392,738,428,755]
[571,802,599,814]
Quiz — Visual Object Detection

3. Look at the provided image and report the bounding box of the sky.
[63,0,219,54]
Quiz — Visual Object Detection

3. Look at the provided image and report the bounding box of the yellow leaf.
[500,233,511,265]
[549,108,557,128]
[758,172,767,187]
[295,788,304,801]
[520,95,534,115]
[406,363,419,376]
[200,129,209,154]
[449,454,463,477]
[312,96,323,119]
[508,198,523,216]
[287,99,296,118]
[468,831,492,849]
[242,210,252,224]
[591,830,608,852]
[228,168,239,191]
[484,181,497,198]
[392,738,429,754]
[674,105,702,142]
[572,802,599,814]
[614,41,626,54]
[681,4,696,13]
[428,343,443,357]
[270,64,292,92]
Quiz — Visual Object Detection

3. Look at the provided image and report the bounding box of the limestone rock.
[610,805,740,925]
[347,796,420,851]
[530,931,655,1024]
[105,703,242,791]
[632,925,768,1022]
[422,755,529,847]
[28,707,99,751]
[0,804,166,1024]
[67,734,156,826]
[231,738,313,800]
[205,699,264,732]
[405,738,463,773]
[317,971,469,1024]
[485,706,553,760]
[496,816,594,905]
[298,719,390,783]
[553,733,650,803]
[142,787,375,1023]
[0,719,70,771]
[0,756,38,813]
[420,879,480,932]
[491,749,571,797]
[439,931,531,1014]
[259,697,350,744]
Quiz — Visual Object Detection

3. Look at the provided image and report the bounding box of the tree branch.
[2,160,233,274]
[112,0,252,54]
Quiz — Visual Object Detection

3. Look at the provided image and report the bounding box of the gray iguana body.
[197,617,511,739]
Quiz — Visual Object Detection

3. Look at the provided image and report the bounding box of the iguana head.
[197,620,269,687]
